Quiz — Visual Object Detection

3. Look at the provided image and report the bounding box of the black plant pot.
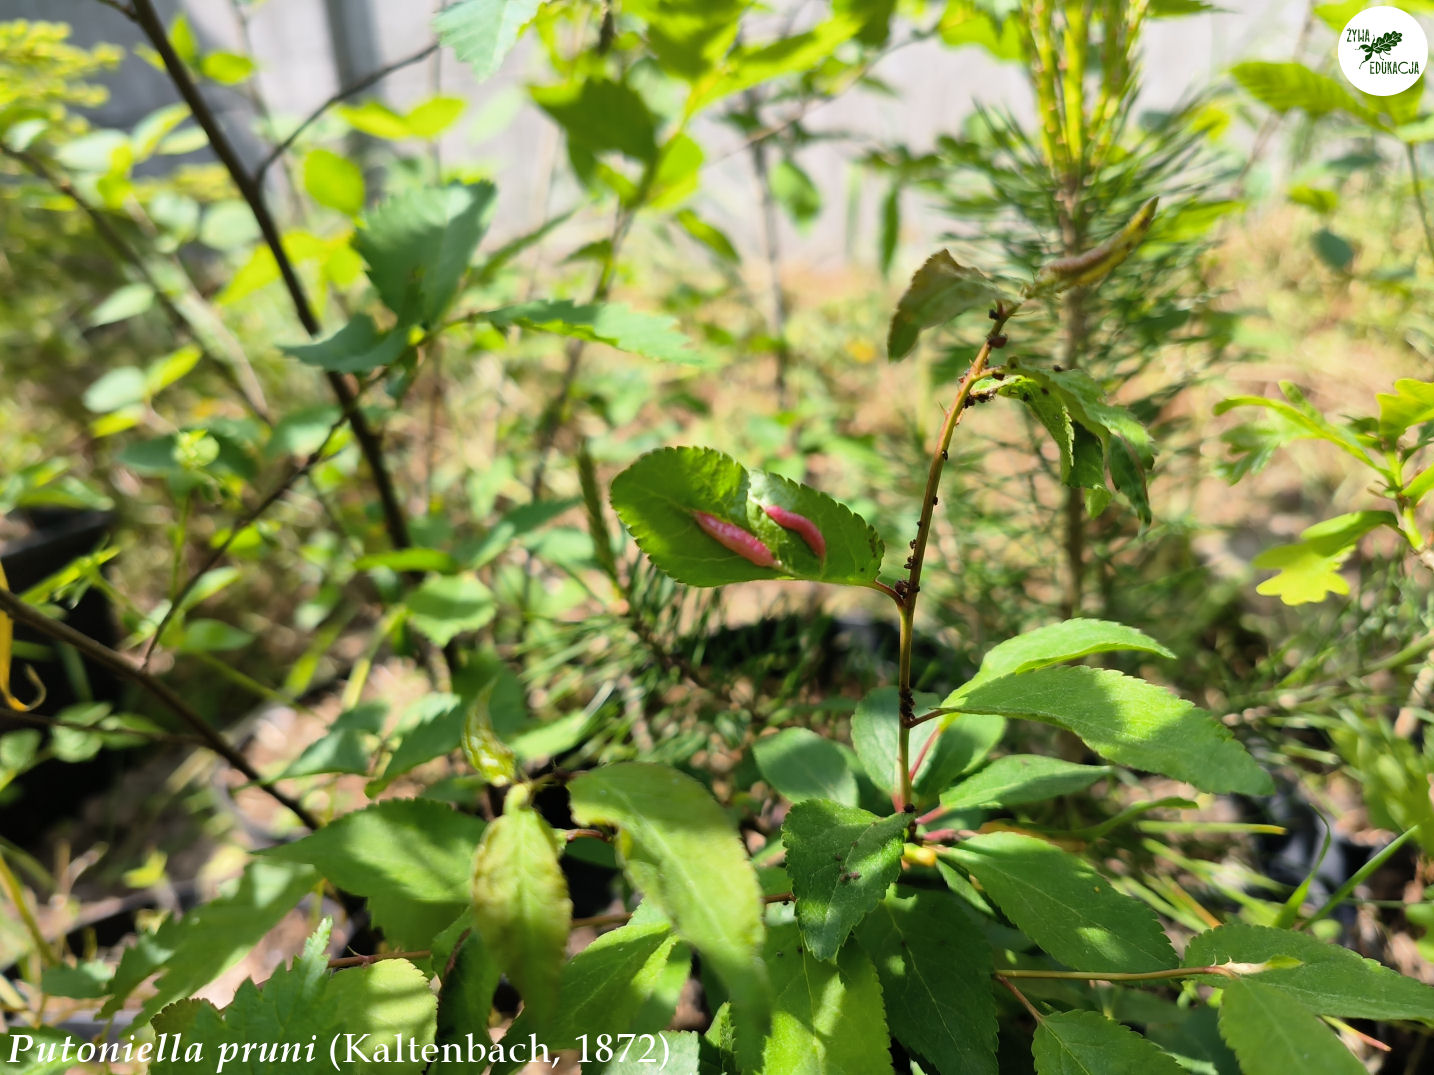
[0,507,124,846]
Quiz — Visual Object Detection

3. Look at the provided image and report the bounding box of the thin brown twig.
[0,707,207,748]
[0,587,319,830]
[141,404,356,667]
[328,949,431,970]
[129,0,416,563]
[894,308,1016,809]
[253,41,441,182]
[706,29,930,169]
[0,144,271,421]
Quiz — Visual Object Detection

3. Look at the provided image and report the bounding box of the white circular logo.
[1338,6,1428,96]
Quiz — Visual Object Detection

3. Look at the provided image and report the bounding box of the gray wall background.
[11,0,1316,263]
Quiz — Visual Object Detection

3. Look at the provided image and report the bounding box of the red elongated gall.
[692,511,779,568]
[764,504,826,558]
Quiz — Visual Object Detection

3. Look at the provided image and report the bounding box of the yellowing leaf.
[1376,378,1434,440]
[303,149,365,216]
[1252,511,1396,605]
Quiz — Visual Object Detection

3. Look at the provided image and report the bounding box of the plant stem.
[0,145,270,421]
[253,41,441,182]
[895,307,1017,809]
[129,0,415,562]
[743,88,792,402]
[996,963,1243,983]
[1300,823,1422,931]
[1405,141,1434,269]
[0,852,56,966]
[0,587,319,830]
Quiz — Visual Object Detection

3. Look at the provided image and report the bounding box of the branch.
[129,0,416,561]
[0,587,319,831]
[0,144,270,421]
[0,706,206,748]
[253,41,441,182]
[996,963,1258,983]
[895,306,1018,808]
[141,403,356,667]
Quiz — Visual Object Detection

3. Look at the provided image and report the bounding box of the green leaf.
[355,181,496,324]
[371,667,525,792]
[1217,980,1364,1075]
[752,728,858,806]
[434,0,543,81]
[1107,436,1151,525]
[937,4,1023,60]
[481,300,705,364]
[878,182,900,276]
[404,573,496,646]
[1215,381,1377,468]
[836,0,897,47]
[1033,1010,1185,1075]
[1396,114,1434,143]
[262,799,485,949]
[434,931,500,1057]
[84,367,147,413]
[855,891,997,1075]
[354,547,458,574]
[168,15,198,65]
[321,958,438,1075]
[303,148,365,216]
[198,51,256,85]
[676,208,740,264]
[1376,378,1434,440]
[888,250,1009,359]
[111,859,318,1025]
[1288,184,1339,215]
[609,446,883,587]
[336,100,420,140]
[783,799,907,961]
[966,618,1175,689]
[150,922,340,1075]
[587,1031,703,1074]
[1231,61,1369,119]
[281,314,410,374]
[39,960,112,999]
[278,701,386,779]
[490,911,682,1074]
[769,158,822,231]
[1312,228,1355,272]
[762,921,895,1075]
[1252,511,1396,606]
[691,14,863,110]
[461,680,518,786]
[88,282,155,327]
[532,77,658,162]
[1185,923,1434,1020]
[948,832,1177,972]
[171,618,253,653]
[650,131,705,209]
[405,96,467,138]
[940,665,1273,795]
[851,686,997,802]
[470,798,571,1024]
[915,712,1008,800]
[941,756,1111,811]
[568,764,768,1041]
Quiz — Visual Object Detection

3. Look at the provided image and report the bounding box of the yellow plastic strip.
[0,562,45,712]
